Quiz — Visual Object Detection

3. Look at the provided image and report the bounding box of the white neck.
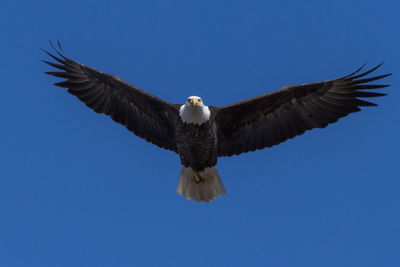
[179,104,211,125]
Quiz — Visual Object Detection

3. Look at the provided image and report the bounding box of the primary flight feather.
[43,42,391,202]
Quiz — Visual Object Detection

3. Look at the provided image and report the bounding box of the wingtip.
[349,62,388,80]
[342,63,366,79]
[47,39,68,60]
[49,39,56,51]
[45,71,56,76]
[357,62,367,73]
[371,62,384,72]
[57,40,63,51]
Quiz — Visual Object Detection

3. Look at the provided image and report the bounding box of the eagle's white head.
[179,96,211,125]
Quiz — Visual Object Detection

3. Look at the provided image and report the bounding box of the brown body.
[175,108,218,171]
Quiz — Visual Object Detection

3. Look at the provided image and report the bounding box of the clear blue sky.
[1,0,399,266]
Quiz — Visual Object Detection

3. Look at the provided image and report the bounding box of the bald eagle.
[43,42,391,202]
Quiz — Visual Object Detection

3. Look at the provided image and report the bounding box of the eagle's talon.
[191,168,203,184]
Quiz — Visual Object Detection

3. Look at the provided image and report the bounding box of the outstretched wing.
[43,43,180,152]
[215,64,391,157]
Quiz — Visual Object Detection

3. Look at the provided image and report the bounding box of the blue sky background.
[1,0,399,266]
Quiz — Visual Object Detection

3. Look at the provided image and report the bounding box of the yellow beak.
[190,98,201,107]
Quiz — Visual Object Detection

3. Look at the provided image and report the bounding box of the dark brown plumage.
[43,43,180,153]
[215,64,391,156]
[175,114,218,171]
[43,41,391,202]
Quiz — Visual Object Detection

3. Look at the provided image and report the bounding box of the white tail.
[176,166,226,202]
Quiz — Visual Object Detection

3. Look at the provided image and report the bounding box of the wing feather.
[216,64,391,156]
[43,44,179,152]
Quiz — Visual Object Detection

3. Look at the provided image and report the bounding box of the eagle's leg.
[190,167,204,184]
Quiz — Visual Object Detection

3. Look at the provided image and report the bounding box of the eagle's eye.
[198,99,202,102]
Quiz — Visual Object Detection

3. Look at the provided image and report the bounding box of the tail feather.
[177,166,226,202]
